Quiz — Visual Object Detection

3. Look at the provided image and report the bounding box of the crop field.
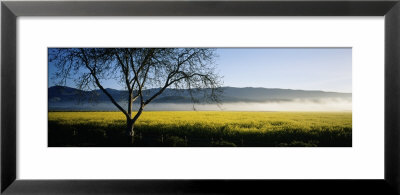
[48,111,352,147]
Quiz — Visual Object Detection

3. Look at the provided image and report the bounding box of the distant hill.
[48,86,351,111]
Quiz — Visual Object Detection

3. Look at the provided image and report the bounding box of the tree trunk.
[126,118,135,144]
[126,106,144,145]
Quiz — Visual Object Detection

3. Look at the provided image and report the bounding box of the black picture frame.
[2,0,400,194]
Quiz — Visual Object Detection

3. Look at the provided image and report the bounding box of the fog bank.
[49,98,351,112]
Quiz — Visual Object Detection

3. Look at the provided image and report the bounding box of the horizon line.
[48,85,352,94]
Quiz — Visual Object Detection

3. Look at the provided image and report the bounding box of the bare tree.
[49,48,222,141]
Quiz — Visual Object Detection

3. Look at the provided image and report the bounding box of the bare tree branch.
[49,48,222,136]
[79,48,129,117]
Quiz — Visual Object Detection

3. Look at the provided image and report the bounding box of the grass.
[48,111,352,147]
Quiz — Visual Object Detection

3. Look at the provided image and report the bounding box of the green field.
[48,111,352,147]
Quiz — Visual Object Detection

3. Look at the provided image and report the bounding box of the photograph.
[4,0,398,193]
[48,48,352,147]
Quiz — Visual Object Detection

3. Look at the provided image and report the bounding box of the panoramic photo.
[48,48,352,147]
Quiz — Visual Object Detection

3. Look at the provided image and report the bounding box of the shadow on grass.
[48,121,352,147]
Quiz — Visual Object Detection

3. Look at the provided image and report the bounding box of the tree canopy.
[49,48,222,137]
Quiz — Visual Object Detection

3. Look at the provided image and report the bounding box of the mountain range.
[49,85,351,102]
[48,86,352,111]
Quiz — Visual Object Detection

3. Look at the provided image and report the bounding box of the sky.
[48,48,352,93]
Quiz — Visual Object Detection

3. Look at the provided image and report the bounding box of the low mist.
[144,98,351,111]
[49,98,351,112]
